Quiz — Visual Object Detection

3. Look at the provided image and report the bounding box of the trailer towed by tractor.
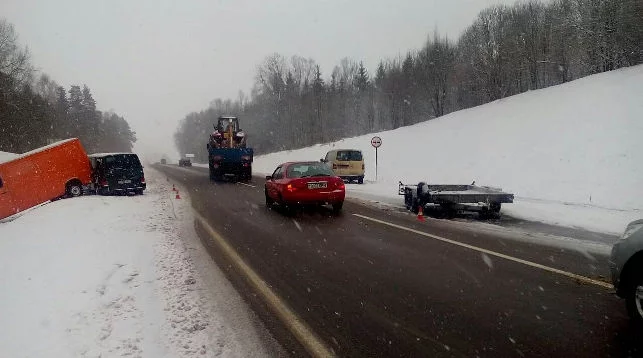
[206,116,253,181]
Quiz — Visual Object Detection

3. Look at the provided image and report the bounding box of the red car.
[265,161,345,213]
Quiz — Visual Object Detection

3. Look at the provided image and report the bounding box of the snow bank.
[0,168,279,357]
[254,66,643,234]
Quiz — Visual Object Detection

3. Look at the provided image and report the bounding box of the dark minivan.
[89,153,146,195]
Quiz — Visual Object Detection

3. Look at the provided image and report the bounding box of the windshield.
[287,163,334,178]
[218,118,237,131]
[336,150,362,161]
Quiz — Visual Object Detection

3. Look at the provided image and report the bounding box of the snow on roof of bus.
[0,151,19,165]
[0,138,78,164]
[88,152,137,157]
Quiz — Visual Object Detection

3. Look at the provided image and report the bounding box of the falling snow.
[482,253,494,270]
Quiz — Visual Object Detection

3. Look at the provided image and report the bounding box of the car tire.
[358,176,364,184]
[136,189,144,195]
[265,190,274,207]
[332,201,343,215]
[626,276,643,325]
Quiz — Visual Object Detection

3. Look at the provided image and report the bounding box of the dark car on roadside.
[89,153,146,195]
[179,158,192,167]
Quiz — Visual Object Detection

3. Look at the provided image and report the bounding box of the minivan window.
[336,150,362,161]
[104,154,141,169]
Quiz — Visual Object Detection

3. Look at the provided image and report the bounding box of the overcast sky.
[4,0,515,160]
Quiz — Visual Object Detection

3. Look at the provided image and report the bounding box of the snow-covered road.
[0,168,282,357]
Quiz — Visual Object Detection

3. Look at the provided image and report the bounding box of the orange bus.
[0,138,92,220]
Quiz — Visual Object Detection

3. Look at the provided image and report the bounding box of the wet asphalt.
[156,164,642,357]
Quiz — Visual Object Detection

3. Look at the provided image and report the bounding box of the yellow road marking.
[194,212,335,357]
[353,213,614,290]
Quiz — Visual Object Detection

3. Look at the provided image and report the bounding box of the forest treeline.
[0,19,136,154]
[175,0,641,161]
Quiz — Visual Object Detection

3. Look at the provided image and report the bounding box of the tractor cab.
[209,116,247,149]
[216,116,240,133]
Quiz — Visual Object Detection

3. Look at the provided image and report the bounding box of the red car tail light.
[141,177,146,184]
[212,155,223,161]
[241,155,251,161]
[335,180,345,190]
[100,179,108,187]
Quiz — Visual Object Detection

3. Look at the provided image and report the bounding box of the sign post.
[370,136,382,181]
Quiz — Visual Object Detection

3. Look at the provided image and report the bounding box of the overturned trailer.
[399,181,514,218]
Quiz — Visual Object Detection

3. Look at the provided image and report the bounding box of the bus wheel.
[66,180,83,197]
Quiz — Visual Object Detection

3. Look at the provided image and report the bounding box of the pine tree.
[312,65,325,142]
[54,86,69,138]
[355,62,370,92]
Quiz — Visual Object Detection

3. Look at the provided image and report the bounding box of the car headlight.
[621,222,643,240]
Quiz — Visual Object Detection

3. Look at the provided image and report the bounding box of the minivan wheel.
[358,176,364,184]
[626,279,643,324]
[67,182,83,197]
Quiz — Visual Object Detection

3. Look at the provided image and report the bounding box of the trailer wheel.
[66,180,83,198]
[490,202,502,213]
[405,191,418,213]
[440,204,457,218]
[411,200,420,214]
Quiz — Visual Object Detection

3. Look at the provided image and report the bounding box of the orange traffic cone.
[417,205,425,222]
[175,190,181,199]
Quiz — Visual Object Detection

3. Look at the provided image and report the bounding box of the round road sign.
[371,136,382,148]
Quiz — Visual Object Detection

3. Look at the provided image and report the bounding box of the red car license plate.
[307,182,327,189]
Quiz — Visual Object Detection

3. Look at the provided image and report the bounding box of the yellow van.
[322,149,365,184]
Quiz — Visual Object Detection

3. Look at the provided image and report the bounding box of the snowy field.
[253,66,643,235]
[0,168,281,357]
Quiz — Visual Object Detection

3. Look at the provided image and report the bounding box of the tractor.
[206,116,253,181]
[208,116,247,149]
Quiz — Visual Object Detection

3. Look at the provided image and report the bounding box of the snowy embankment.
[254,65,643,235]
[0,168,280,357]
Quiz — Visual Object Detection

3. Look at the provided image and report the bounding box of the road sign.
[371,136,382,181]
